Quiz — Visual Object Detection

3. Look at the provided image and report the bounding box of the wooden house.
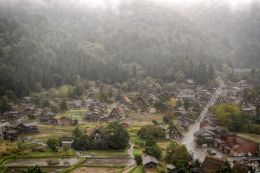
[89,127,104,142]
[178,117,193,130]
[85,112,102,122]
[16,122,38,134]
[58,116,72,126]
[3,130,18,141]
[201,156,226,173]
[87,92,95,100]
[109,107,123,119]
[61,137,74,149]
[142,155,158,168]
[168,125,183,140]
[194,129,215,144]
[167,164,177,173]
[3,111,21,122]
[232,164,253,173]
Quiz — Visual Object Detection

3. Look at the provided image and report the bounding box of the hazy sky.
[76,0,254,10]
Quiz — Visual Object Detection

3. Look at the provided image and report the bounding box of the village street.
[181,82,226,162]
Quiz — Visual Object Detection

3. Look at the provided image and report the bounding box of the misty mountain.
[177,0,260,67]
[0,0,259,97]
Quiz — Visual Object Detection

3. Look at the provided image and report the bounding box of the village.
[0,77,260,173]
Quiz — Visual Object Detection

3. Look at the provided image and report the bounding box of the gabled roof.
[166,164,176,170]
[194,129,215,137]
[142,155,158,165]
[20,122,37,127]
[233,164,251,173]
[201,156,226,173]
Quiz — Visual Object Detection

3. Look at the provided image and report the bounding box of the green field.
[132,166,144,173]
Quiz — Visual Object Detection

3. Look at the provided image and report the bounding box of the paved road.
[181,83,224,162]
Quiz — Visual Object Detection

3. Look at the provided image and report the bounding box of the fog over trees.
[0,0,259,97]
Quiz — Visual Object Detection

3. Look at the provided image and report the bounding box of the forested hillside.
[0,0,259,98]
[177,0,260,67]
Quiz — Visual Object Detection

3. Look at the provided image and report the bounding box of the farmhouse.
[201,156,226,173]
[89,127,105,141]
[16,122,38,134]
[61,137,74,149]
[142,155,158,168]
[109,107,123,119]
[168,125,183,140]
[167,164,177,173]
[58,116,72,126]
[136,95,148,110]
[3,130,18,140]
[85,112,102,122]
[3,111,21,122]
[86,92,95,100]
[194,129,215,145]
[232,164,253,173]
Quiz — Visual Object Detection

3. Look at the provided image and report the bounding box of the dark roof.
[201,156,226,173]
[233,164,251,173]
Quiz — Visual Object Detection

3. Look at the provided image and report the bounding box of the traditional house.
[201,156,226,173]
[58,116,72,126]
[136,96,148,111]
[168,125,182,140]
[3,130,18,141]
[216,96,226,104]
[23,96,36,104]
[200,118,218,129]
[167,164,177,173]
[68,100,82,109]
[121,95,132,106]
[40,116,58,125]
[89,127,104,142]
[142,155,158,168]
[194,129,215,145]
[3,111,21,122]
[22,106,36,116]
[178,117,193,130]
[61,137,74,149]
[85,112,102,122]
[232,164,253,173]
[241,106,256,117]
[87,92,95,100]
[16,122,38,134]
[109,107,123,119]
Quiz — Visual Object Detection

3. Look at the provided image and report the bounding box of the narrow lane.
[181,82,224,162]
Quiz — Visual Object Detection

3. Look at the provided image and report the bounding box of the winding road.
[181,82,224,162]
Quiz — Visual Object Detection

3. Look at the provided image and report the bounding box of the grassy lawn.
[129,113,164,126]
[131,166,144,173]
[21,123,98,142]
[132,148,141,156]
[82,150,128,157]
[20,124,74,141]
[18,149,76,158]
[129,126,145,145]
[58,109,89,120]
[72,167,123,173]
[157,141,171,150]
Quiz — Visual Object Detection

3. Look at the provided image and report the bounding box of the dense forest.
[0,0,259,98]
